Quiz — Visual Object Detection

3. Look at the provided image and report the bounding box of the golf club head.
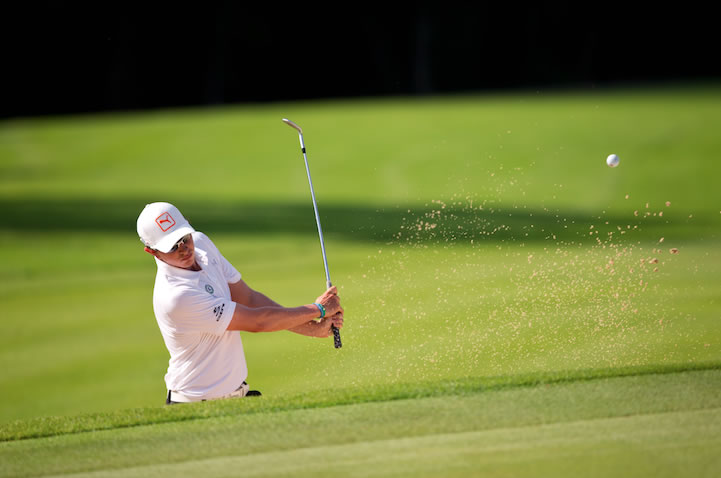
[282,118,303,134]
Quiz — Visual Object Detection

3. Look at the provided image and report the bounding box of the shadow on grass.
[0,197,707,244]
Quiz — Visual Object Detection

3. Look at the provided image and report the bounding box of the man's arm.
[226,280,342,334]
[229,279,281,308]
[226,302,323,332]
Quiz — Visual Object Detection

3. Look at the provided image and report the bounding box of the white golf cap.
[137,202,195,253]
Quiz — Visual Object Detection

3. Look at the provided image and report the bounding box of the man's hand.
[286,286,344,338]
[288,311,343,338]
[315,286,343,317]
[315,311,344,338]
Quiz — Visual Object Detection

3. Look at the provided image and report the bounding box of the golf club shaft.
[283,119,342,348]
[297,133,332,286]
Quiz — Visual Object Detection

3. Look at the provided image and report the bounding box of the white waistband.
[169,382,249,403]
[168,390,197,403]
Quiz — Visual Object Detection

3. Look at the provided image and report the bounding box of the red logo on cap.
[155,212,176,231]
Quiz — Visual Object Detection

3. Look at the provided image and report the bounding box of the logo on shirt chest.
[205,284,215,295]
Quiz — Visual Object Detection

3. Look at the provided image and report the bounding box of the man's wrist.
[312,302,326,318]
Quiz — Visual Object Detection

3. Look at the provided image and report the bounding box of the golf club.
[282,118,342,349]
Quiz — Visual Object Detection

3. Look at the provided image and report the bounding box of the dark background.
[3,4,718,118]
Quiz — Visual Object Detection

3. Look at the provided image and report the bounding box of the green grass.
[1,367,720,477]
[1,85,720,476]
[2,361,718,443]
[2,86,721,213]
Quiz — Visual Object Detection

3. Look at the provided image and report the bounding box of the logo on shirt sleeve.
[213,303,225,321]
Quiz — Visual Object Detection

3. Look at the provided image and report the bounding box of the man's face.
[152,234,198,270]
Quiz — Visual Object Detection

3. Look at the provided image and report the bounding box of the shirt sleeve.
[198,232,241,283]
[166,288,236,336]
[219,252,241,284]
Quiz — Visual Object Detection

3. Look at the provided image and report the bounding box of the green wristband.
[313,302,326,318]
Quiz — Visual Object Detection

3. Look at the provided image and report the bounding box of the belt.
[167,381,249,404]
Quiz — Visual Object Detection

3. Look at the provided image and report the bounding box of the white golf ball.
[606,154,620,168]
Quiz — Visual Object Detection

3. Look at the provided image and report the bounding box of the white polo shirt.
[152,231,247,401]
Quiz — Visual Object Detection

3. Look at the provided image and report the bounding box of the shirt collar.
[155,253,204,280]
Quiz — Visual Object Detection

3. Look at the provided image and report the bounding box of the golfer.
[137,202,344,404]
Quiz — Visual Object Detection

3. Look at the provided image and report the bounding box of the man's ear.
[144,246,157,256]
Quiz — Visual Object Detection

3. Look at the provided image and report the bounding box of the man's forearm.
[248,290,318,334]
[249,290,326,337]
[249,290,282,308]
[226,280,341,333]
[289,320,321,337]
[227,303,320,332]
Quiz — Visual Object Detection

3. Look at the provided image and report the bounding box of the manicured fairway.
[1,86,720,476]
[1,368,719,477]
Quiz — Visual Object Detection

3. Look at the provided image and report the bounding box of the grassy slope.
[1,368,720,477]
[2,87,720,213]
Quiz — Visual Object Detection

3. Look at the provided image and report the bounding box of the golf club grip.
[332,325,342,348]
[326,280,342,348]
